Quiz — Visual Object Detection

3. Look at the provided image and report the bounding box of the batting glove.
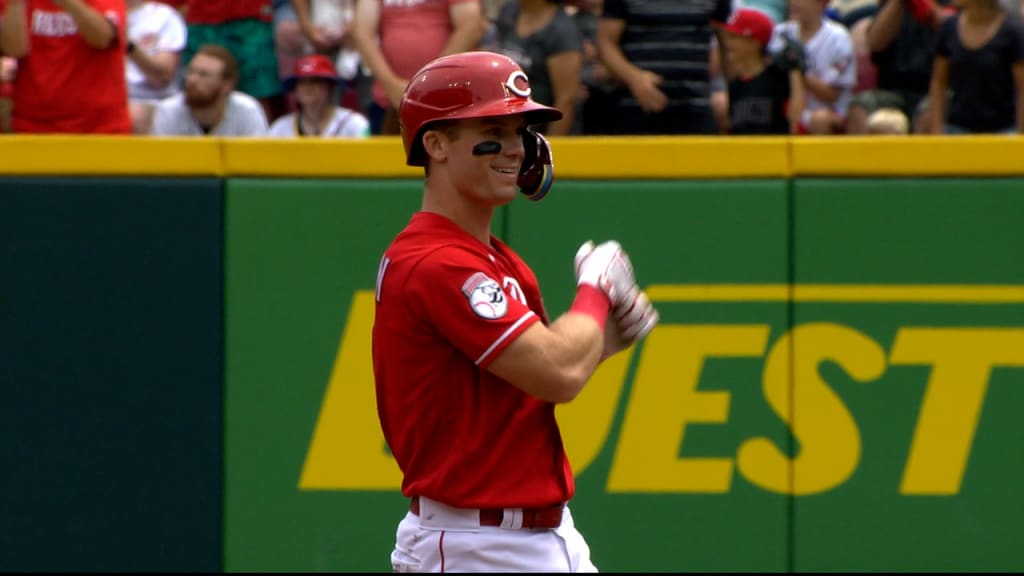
[577,241,659,346]
[615,286,659,341]
[574,240,635,309]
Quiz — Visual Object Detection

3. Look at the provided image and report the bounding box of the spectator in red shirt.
[352,0,486,134]
[0,0,132,134]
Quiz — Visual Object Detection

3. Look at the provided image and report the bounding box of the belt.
[410,496,564,529]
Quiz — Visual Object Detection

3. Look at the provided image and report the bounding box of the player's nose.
[504,133,525,158]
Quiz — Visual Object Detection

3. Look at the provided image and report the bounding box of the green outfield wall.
[2,136,1023,572]
[0,176,223,571]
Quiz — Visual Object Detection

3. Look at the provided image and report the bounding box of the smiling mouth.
[493,167,518,175]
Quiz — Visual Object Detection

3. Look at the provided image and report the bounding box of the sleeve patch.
[461,272,508,320]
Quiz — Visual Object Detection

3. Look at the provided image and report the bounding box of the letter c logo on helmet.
[505,71,531,98]
[398,51,562,167]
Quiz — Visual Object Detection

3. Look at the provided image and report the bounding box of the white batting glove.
[574,240,635,308]
[598,286,659,359]
[615,286,659,341]
[576,241,658,355]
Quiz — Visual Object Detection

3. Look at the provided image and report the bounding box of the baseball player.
[372,51,658,573]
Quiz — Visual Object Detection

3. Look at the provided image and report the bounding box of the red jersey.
[4,0,131,134]
[372,212,574,509]
[184,0,273,24]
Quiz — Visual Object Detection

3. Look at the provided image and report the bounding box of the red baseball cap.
[715,8,775,45]
[282,54,341,91]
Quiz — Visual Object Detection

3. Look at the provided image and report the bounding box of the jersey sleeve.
[820,30,857,88]
[407,247,541,368]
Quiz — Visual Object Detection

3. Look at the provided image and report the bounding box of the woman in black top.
[492,0,583,136]
[928,0,1024,133]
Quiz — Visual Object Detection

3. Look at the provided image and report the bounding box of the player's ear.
[421,129,449,164]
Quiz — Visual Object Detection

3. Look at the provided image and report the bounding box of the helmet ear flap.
[517,128,554,201]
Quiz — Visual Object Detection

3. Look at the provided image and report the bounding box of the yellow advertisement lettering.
[607,325,769,493]
[739,323,885,495]
[299,291,400,490]
[891,328,1024,495]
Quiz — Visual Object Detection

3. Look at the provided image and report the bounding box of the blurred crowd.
[1,0,1023,138]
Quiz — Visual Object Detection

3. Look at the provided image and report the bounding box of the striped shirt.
[602,0,732,111]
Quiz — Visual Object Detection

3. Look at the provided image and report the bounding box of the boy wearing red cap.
[715,8,806,134]
[266,53,369,138]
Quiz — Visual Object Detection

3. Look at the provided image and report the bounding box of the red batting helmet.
[399,51,563,167]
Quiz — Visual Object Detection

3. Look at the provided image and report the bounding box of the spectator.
[768,0,858,134]
[928,0,1024,134]
[126,0,187,134]
[0,56,13,133]
[739,0,788,24]
[0,0,131,134]
[716,8,806,134]
[492,0,582,136]
[597,0,732,135]
[481,0,504,21]
[292,0,370,115]
[866,105,910,132]
[846,0,953,134]
[569,0,619,135]
[293,0,347,58]
[828,1,880,99]
[351,0,486,135]
[181,0,286,122]
[151,43,268,136]
[273,0,307,114]
[266,53,369,137]
[846,5,880,93]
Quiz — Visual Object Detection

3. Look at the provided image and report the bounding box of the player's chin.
[487,187,518,206]
[488,176,519,201]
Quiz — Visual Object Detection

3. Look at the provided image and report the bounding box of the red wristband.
[570,284,611,331]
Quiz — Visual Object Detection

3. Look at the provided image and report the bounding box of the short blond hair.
[867,107,909,135]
